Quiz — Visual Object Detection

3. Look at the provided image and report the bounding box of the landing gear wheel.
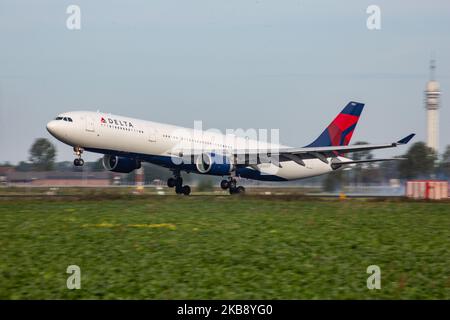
[173,176,184,194]
[225,177,242,194]
[230,185,245,195]
[73,146,84,167]
[167,178,176,188]
[73,158,84,166]
[220,179,229,190]
[236,186,245,194]
[169,170,186,194]
[181,185,191,196]
[174,177,184,194]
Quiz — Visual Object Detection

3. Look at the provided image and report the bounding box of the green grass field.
[0,194,449,299]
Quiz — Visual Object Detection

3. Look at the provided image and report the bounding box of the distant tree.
[90,158,104,171]
[54,161,74,172]
[322,170,345,192]
[377,158,402,182]
[398,142,437,179]
[349,141,373,161]
[348,141,374,185]
[29,138,57,171]
[143,163,173,183]
[438,145,450,178]
[16,161,33,172]
[197,179,214,192]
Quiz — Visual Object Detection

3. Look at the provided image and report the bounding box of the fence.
[406,180,449,200]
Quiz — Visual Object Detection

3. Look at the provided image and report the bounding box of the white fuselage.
[46,111,341,181]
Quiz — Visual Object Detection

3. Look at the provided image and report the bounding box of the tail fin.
[307,101,364,147]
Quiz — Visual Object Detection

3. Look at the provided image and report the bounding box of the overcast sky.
[1,0,449,164]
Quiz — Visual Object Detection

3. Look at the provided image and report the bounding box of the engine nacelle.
[102,155,141,173]
[195,153,234,175]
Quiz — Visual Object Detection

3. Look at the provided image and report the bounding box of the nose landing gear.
[74,158,84,166]
[220,177,245,195]
[73,146,85,167]
[167,171,191,195]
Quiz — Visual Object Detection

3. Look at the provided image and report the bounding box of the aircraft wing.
[229,133,415,167]
[243,133,416,156]
[171,134,415,168]
[332,158,403,165]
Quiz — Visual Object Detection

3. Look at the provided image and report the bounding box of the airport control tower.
[425,59,441,153]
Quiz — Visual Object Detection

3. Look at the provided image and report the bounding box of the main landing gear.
[73,146,85,167]
[220,177,245,195]
[167,172,191,195]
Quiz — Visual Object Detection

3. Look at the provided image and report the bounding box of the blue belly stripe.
[83,147,287,181]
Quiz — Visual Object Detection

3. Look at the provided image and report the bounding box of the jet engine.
[195,153,234,175]
[102,155,141,173]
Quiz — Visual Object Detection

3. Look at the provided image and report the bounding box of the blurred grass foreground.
[0,191,449,299]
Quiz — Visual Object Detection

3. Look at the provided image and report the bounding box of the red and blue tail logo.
[307,101,364,147]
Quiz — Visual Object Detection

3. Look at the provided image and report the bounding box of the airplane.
[46,101,415,195]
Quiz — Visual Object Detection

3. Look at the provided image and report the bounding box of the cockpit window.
[54,116,73,122]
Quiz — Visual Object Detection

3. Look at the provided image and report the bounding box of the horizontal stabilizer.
[331,158,401,170]
[337,158,401,165]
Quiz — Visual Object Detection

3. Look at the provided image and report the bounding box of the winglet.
[397,133,415,145]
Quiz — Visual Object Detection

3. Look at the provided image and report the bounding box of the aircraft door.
[86,116,95,132]
[148,127,157,142]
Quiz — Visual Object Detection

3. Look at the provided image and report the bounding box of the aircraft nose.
[46,120,58,135]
